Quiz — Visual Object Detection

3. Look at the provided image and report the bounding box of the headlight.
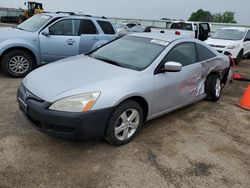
[49,92,100,112]
[227,45,237,49]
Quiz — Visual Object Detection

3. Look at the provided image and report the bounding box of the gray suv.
[0,12,117,77]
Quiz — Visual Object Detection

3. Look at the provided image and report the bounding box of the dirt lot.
[0,37,250,187]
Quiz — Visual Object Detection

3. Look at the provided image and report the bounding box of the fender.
[0,38,40,65]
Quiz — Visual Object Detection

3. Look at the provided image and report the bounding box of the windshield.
[89,36,168,71]
[211,29,246,40]
[17,14,51,32]
[170,23,193,31]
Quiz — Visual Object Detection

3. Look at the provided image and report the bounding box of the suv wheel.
[205,74,222,101]
[1,50,34,78]
[105,100,143,146]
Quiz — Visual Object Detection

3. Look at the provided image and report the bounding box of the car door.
[153,42,202,115]
[39,19,81,63]
[79,19,101,54]
[198,23,210,41]
[243,30,250,55]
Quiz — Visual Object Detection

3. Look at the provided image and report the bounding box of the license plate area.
[18,97,28,114]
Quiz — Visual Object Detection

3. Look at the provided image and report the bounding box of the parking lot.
[0,22,250,188]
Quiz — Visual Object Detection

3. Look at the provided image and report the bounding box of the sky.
[0,0,249,25]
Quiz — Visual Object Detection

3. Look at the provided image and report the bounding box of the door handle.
[66,39,75,45]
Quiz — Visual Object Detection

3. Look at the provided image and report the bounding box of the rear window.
[170,23,193,31]
[97,21,115,34]
[196,43,216,61]
[79,19,97,34]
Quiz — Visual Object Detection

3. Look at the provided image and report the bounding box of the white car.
[115,22,140,33]
[205,27,250,64]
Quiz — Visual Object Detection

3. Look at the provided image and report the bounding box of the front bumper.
[17,85,115,140]
[213,47,238,59]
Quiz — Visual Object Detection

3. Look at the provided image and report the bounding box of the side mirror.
[42,28,49,37]
[163,61,182,72]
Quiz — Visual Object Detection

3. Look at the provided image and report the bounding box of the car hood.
[205,37,240,47]
[0,27,29,39]
[23,55,137,103]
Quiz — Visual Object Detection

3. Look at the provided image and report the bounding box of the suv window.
[49,19,80,36]
[97,20,115,34]
[245,30,250,40]
[79,19,97,34]
[163,43,197,66]
[196,43,216,61]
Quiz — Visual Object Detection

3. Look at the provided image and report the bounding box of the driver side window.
[49,19,80,36]
[163,43,197,66]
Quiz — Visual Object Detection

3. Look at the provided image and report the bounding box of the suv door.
[79,19,100,54]
[198,23,210,41]
[153,42,202,115]
[39,19,81,63]
[244,30,250,56]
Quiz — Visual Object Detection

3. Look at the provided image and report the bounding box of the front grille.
[217,50,223,53]
[210,44,226,48]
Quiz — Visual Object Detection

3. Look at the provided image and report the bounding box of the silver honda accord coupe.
[17,33,231,146]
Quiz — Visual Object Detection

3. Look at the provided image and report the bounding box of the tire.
[205,74,222,101]
[235,50,244,65]
[105,100,143,146]
[1,50,34,78]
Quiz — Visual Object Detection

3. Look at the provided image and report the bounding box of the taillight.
[175,31,181,35]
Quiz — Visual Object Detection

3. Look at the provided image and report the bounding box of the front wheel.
[1,50,34,78]
[105,100,143,146]
[205,74,222,101]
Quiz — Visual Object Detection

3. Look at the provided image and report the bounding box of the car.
[17,33,231,146]
[115,22,141,33]
[149,21,211,41]
[0,12,117,77]
[205,27,250,64]
[118,25,146,37]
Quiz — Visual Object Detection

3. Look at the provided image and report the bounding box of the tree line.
[188,9,237,23]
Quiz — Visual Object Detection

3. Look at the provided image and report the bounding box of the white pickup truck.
[149,21,211,41]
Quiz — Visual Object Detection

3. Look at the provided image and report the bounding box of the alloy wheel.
[114,109,140,141]
[8,55,30,74]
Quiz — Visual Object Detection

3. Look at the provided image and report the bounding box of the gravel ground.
[0,24,249,187]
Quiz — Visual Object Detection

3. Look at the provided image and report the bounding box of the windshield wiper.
[16,26,25,31]
[93,57,122,67]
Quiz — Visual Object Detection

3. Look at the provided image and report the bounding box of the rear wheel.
[205,74,222,101]
[1,50,34,78]
[105,100,143,146]
[235,50,244,65]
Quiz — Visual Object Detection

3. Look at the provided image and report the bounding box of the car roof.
[221,27,249,31]
[128,33,184,42]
